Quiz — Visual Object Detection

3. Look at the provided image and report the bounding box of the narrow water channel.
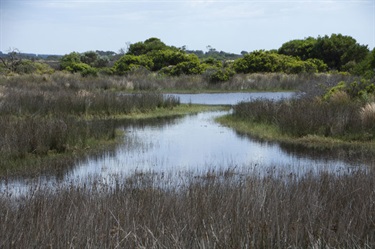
[1,92,368,195]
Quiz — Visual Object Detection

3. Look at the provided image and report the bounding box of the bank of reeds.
[233,97,374,140]
[0,169,374,248]
[0,74,179,176]
[1,71,357,92]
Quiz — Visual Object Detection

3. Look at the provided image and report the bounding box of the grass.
[1,169,374,248]
[1,72,375,248]
[0,72,226,178]
[217,114,375,148]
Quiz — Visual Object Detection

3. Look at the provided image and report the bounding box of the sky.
[0,0,374,55]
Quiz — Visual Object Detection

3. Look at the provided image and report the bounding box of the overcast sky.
[0,0,374,55]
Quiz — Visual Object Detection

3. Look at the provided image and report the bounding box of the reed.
[0,169,374,248]
[0,74,179,176]
[233,97,371,140]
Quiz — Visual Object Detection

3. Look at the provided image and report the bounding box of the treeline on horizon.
[1,33,374,82]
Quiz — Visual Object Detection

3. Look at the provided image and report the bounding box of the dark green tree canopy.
[278,34,369,71]
[127,37,173,56]
[278,37,317,60]
[311,34,369,70]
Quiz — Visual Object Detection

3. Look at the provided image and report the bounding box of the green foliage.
[233,51,327,74]
[169,60,205,76]
[148,50,189,71]
[127,37,171,56]
[278,37,317,60]
[113,54,153,75]
[311,34,369,71]
[278,34,370,72]
[60,52,81,70]
[350,48,375,78]
[206,67,235,83]
[66,62,98,77]
[233,51,280,73]
[324,79,375,101]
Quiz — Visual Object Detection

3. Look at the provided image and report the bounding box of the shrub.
[360,102,375,130]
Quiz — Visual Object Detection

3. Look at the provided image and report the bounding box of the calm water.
[1,92,369,195]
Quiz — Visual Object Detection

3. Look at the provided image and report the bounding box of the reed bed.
[0,74,179,176]
[0,169,374,248]
[0,71,356,93]
[233,97,374,140]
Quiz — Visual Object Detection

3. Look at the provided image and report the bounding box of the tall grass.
[0,169,374,248]
[1,71,357,92]
[0,74,179,176]
[233,97,374,140]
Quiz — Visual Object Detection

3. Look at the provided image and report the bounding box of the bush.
[113,55,153,75]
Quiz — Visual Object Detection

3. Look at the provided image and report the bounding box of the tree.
[148,50,187,71]
[0,48,22,73]
[278,37,316,60]
[127,37,169,56]
[80,51,98,66]
[311,34,369,71]
[60,52,97,76]
[113,54,153,75]
[60,52,81,70]
[233,50,327,74]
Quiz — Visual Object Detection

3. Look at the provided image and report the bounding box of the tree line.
[1,34,374,82]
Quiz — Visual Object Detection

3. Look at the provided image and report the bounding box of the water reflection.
[68,110,364,183]
[169,92,295,105]
[0,92,370,196]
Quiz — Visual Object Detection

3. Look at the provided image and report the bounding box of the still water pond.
[1,92,369,194]
[67,92,363,180]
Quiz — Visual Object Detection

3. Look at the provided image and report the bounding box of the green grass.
[0,105,226,178]
[101,104,227,120]
[217,114,375,151]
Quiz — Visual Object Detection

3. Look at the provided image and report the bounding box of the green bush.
[233,51,328,74]
[66,62,97,77]
[205,67,235,83]
[113,55,153,75]
[324,79,375,101]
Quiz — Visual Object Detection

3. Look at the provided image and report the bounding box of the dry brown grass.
[0,169,374,248]
[360,102,375,129]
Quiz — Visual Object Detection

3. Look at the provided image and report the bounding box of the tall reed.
[233,97,371,139]
[0,169,374,248]
[0,74,179,176]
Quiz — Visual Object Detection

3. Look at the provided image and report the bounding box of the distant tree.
[127,37,169,56]
[278,37,316,60]
[233,50,327,74]
[241,51,248,56]
[113,54,153,75]
[311,34,369,71]
[148,49,189,71]
[60,52,81,70]
[351,48,375,78]
[0,48,22,73]
[80,51,98,66]
[60,52,97,76]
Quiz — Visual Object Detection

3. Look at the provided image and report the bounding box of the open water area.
[1,92,371,196]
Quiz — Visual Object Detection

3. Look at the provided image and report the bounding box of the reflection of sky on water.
[0,92,368,196]
[169,92,295,105]
[67,110,363,183]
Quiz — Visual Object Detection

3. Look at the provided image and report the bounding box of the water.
[0,92,368,195]
[170,92,294,105]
